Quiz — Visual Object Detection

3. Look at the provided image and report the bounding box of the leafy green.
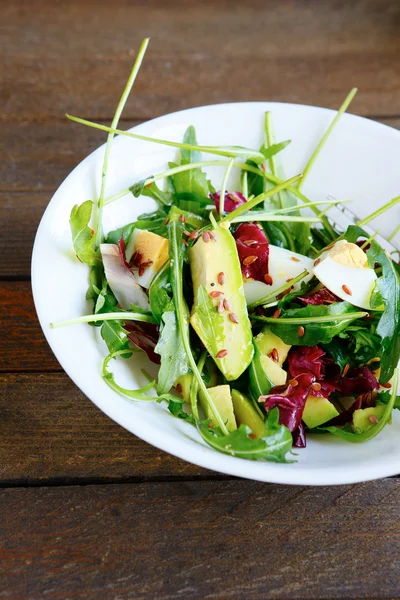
[155,310,189,395]
[106,215,168,244]
[167,398,196,424]
[269,302,365,345]
[69,201,102,266]
[148,261,173,323]
[140,181,174,206]
[168,126,211,197]
[248,343,273,401]
[198,408,293,462]
[192,286,225,357]
[343,226,400,383]
[376,390,400,410]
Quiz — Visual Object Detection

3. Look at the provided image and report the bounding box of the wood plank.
[0,372,210,483]
[0,479,399,598]
[2,1,400,121]
[0,282,60,372]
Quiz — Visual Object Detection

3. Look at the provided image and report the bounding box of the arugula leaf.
[106,215,168,245]
[168,126,212,197]
[197,408,293,463]
[130,180,174,207]
[192,286,225,357]
[343,225,400,383]
[155,310,190,395]
[269,302,364,345]
[69,201,102,266]
[148,262,173,323]
[101,319,132,356]
[376,390,400,410]
[167,398,196,424]
[248,343,273,401]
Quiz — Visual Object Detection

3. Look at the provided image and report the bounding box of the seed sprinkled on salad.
[202,231,210,243]
[218,272,226,285]
[179,214,185,223]
[229,312,239,324]
[216,349,228,359]
[342,284,352,295]
[223,298,233,311]
[273,309,281,319]
[189,230,199,240]
[342,363,350,377]
[218,299,225,313]
[243,255,258,266]
[264,274,273,285]
[210,290,223,298]
[298,326,305,337]
[291,256,301,263]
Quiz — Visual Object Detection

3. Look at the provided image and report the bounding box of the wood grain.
[0,479,399,598]
[0,282,60,371]
[0,372,210,483]
[2,1,400,121]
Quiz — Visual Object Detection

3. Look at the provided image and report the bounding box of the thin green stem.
[242,171,248,198]
[248,270,309,309]
[357,195,400,228]
[361,230,380,249]
[388,223,400,242]
[298,88,358,192]
[231,214,320,223]
[95,38,149,247]
[264,112,284,209]
[50,311,157,328]
[251,312,367,324]
[190,350,207,421]
[219,158,235,215]
[220,174,302,224]
[66,115,265,162]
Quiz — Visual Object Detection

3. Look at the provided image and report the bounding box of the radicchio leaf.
[124,321,160,364]
[261,373,315,432]
[233,222,270,283]
[211,190,247,214]
[287,346,326,379]
[298,286,340,306]
[292,422,306,448]
[339,366,380,395]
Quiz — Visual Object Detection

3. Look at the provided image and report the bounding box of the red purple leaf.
[211,190,247,214]
[233,222,270,283]
[124,321,160,365]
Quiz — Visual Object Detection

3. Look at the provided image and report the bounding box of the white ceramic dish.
[32,102,400,485]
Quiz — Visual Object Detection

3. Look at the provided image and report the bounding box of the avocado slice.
[302,394,339,429]
[199,384,237,432]
[353,405,387,433]
[254,327,292,367]
[231,389,266,439]
[175,358,220,404]
[190,225,254,380]
[259,355,287,387]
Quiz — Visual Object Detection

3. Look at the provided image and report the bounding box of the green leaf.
[343,225,400,383]
[155,310,190,395]
[376,390,400,411]
[167,399,196,424]
[192,286,225,357]
[197,408,293,463]
[69,201,102,266]
[270,302,364,345]
[101,319,132,356]
[169,126,211,197]
[248,343,273,401]
[149,262,173,324]
[130,180,174,206]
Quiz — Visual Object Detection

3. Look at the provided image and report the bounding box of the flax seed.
[368,414,379,425]
[218,272,226,285]
[202,230,210,243]
[271,348,279,362]
[243,255,258,266]
[249,433,257,440]
[216,349,228,359]
[179,214,185,223]
[243,240,258,247]
[189,230,199,240]
[210,291,223,298]
[342,284,352,296]
[312,382,322,392]
[218,299,225,313]
[342,363,350,378]
[381,382,392,389]
[223,298,232,311]
[314,258,321,266]
[229,312,239,324]
[272,308,281,319]
[209,230,217,241]
[286,278,293,283]
[289,379,298,387]
[138,266,145,277]
[183,229,191,237]
[298,326,305,337]
[264,273,273,285]
[140,260,153,269]
[176,383,183,394]
[163,218,169,226]
[291,256,301,263]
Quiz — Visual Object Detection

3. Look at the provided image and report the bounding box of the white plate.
[32,102,400,485]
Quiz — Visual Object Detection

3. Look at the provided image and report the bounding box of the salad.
[53,39,400,464]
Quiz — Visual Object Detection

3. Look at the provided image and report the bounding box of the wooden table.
[1,1,400,597]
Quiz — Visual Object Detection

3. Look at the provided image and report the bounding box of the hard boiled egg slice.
[313,240,377,309]
[125,229,169,288]
[243,245,314,306]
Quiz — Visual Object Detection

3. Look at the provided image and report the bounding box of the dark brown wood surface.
[2,1,400,597]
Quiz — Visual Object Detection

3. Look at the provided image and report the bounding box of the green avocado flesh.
[259,355,287,387]
[231,389,266,439]
[302,394,339,429]
[199,384,237,432]
[253,327,292,367]
[352,405,387,433]
[190,225,254,380]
